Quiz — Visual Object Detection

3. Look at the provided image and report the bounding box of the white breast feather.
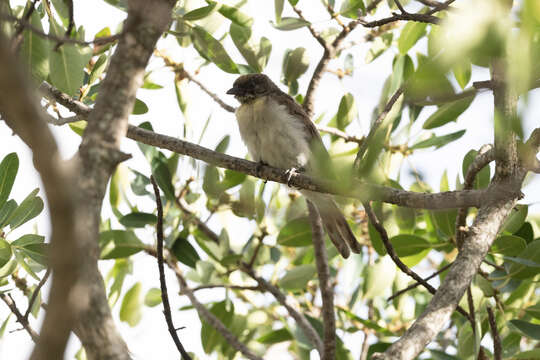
[236,97,312,170]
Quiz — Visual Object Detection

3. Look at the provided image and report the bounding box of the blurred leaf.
[130,170,151,196]
[344,53,354,75]
[431,209,457,237]
[510,319,540,340]
[0,314,11,339]
[411,129,466,149]
[120,282,142,327]
[17,243,47,266]
[144,288,162,307]
[151,153,176,201]
[340,0,365,18]
[203,165,221,199]
[368,220,385,256]
[7,188,44,230]
[221,170,246,190]
[398,22,427,54]
[365,33,393,63]
[525,303,540,320]
[515,222,534,243]
[119,212,158,228]
[201,301,234,354]
[283,47,309,85]
[211,2,253,27]
[453,61,472,89]
[363,255,396,299]
[462,149,491,189]
[491,235,527,256]
[502,205,527,234]
[68,120,87,136]
[514,350,540,359]
[107,258,131,306]
[13,250,39,280]
[48,17,92,96]
[272,17,310,31]
[99,230,144,259]
[279,264,316,291]
[507,239,540,279]
[278,217,312,247]
[230,24,272,72]
[132,98,149,115]
[0,259,17,278]
[423,96,474,129]
[171,237,200,268]
[182,3,218,21]
[257,328,293,344]
[390,234,431,257]
[191,26,239,74]
[88,54,107,85]
[0,153,18,209]
[0,239,12,269]
[21,10,49,82]
[275,0,284,23]
[337,93,357,130]
[12,234,44,247]
[102,0,127,11]
[406,58,454,101]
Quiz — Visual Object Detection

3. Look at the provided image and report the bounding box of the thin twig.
[363,202,471,321]
[307,201,335,360]
[150,176,192,360]
[0,13,121,46]
[387,263,452,301]
[188,284,261,293]
[0,293,39,342]
[358,11,441,27]
[317,125,364,144]
[292,6,329,51]
[354,87,403,169]
[24,268,50,320]
[487,307,501,360]
[175,192,220,244]
[240,264,324,354]
[466,286,476,333]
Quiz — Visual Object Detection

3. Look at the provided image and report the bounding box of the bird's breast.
[236,97,311,170]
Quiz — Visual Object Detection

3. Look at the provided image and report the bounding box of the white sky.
[1,0,539,359]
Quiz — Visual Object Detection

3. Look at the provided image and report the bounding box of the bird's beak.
[226,87,241,95]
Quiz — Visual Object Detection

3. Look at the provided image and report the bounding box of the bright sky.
[1,0,539,359]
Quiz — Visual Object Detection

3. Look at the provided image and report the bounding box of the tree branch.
[307,201,335,360]
[363,202,470,321]
[24,268,50,320]
[358,11,441,28]
[386,263,452,302]
[487,307,501,360]
[0,293,39,342]
[151,176,192,360]
[240,264,324,354]
[0,31,83,360]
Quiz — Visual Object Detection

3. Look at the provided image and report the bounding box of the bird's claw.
[285,167,305,187]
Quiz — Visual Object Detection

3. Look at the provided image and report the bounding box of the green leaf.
[462,149,491,189]
[0,200,17,228]
[411,130,466,149]
[514,350,540,359]
[502,205,528,234]
[120,282,142,327]
[119,212,158,228]
[510,319,540,340]
[13,250,39,280]
[340,0,366,18]
[398,22,427,54]
[491,235,527,256]
[279,264,316,291]
[107,258,132,306]
[431,209,457,237]
[0,153,18,210]
[201,301,234,354]
[151,153,176,201]
[507,239,540,279]
[88,54,107,85]
[132,98,149,115]
[191,26,239,74]
[171,237,200,269]
[7,189,44,230]
[365,33,393,63]
[423,96,474,129]
[12,234,44,247]
[0,259,17,278]
[221,170,246,190]
[0,239,12,269]
[389,234,431,257]
[18,243,48,266]
[182,3,218,21]
[48,18,92,96]
[283,47,309,84]
[0,314,11,339]
[453,61,472,89]
[144,288,162,307]
[363,256,396,299]
[21,11,49,82]
[525,303,540,320]
[277,217,312,247]
[257,328,293,344]
[212,2,253,27]
[275,0,284,23]
[336,93,357,130]
[271,17,310,31]
[99,230,144,259]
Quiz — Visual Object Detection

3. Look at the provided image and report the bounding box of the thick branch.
[307,202,335,360]
[0,32,82,360]
[241,264,324,354]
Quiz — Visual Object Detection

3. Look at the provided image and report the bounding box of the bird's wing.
[272,91,335,179]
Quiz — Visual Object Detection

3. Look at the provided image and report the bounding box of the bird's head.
[226,74,276,104]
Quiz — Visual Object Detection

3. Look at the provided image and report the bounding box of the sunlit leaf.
[99,230,144,259]
[271,17,310,31]
[0,153,18,210]
[257,328,293,344]
[182,3,218,21]
[398,22,427,54]
[278,217,312,247]
[411,130,466,149]
[7,189,44,230]
[120,282,142,327]
[363,255,396,299]
[191,26,239,74]
[0,239,12,269]
[336,93,357,130]
[283,47,309,84]
[144,288,162,307]
[423,96,474,129]
[132,98,149,115]
[279,264,316,291]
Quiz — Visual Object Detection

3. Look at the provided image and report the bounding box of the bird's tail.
[302,191,361,258]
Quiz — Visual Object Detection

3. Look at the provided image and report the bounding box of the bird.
[226,73,361,258]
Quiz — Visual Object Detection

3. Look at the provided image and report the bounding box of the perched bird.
[227,73,361,258]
